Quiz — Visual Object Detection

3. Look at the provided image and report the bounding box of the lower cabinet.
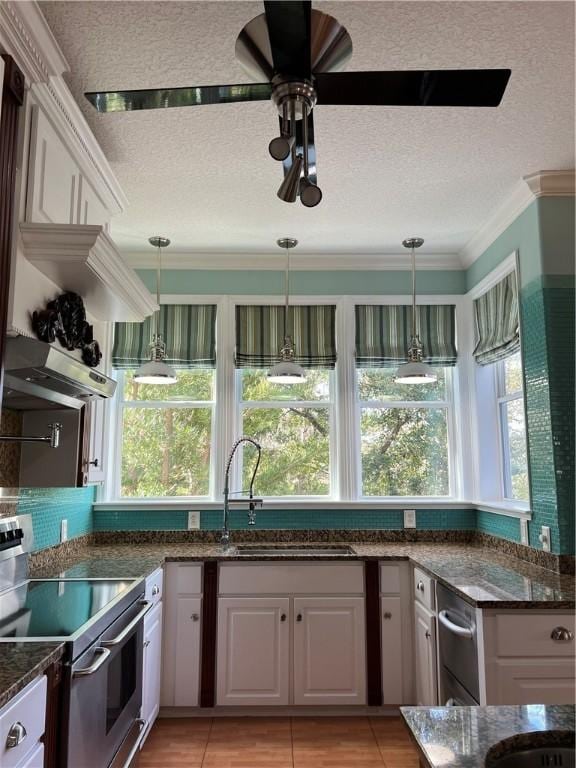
[216,594,366,706]
[0,675,47,768]
[293,597,366,705]
[414,600,438,706]
[217,597,290,705]
[141,601,163,738]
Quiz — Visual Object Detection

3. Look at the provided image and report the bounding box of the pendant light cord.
[411,243,416,341]
[154,243,162,340]
[284,242,290,342]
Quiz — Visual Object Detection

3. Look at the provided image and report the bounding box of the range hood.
[3,336,116,409]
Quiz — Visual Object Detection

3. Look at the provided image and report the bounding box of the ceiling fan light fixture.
[277,154,303,202]
[299,177,323,207]
[269,133,295,161]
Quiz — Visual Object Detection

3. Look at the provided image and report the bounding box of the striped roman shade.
[473,271,520,365]
[235,305,336,368]
[355,304,457,367]
[112,304,217,369]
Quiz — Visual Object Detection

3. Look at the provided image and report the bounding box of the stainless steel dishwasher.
[436,582,480,705]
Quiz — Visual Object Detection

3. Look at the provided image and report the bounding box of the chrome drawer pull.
[551,626,574,642]
[151,585,160,596]
[438,610,474,639]
[280,613,287,622]
[191,613,200,621]
[416,581,425,592]
[6,722,27,749]
[102,601,150,647]
[383,612,392,619]
[73,647,111,677]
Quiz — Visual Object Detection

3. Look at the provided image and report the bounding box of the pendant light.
[267,238,307,384]
[134,236,177,385]
[395,237,437,385]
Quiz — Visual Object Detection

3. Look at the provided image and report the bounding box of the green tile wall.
[17,486,95,552]
[93,507,476,532]
[476,510,521,543]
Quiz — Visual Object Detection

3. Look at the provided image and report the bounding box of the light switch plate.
[540,525,551,552]
[520,519,529,545]
[187,511,200,530]
[60,519,68,543]
[404,509,416,528]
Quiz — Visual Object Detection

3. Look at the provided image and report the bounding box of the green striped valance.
[355,304,457,367]
[473,271,520,365]
[235,305,336,369]
[112,304,217,369]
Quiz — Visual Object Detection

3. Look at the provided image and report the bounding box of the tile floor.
[139,716,421,767]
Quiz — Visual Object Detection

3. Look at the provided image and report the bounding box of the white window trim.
[100,290,530,519]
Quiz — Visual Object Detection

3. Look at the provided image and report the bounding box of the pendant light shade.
[134,236,177,385]
[394,237,437,385]
[267,238,307,384]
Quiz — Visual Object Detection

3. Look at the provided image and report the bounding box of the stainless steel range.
[0,515,148,768]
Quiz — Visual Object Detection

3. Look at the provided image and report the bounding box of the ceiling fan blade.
[264,1,312,79]
[315,69,511,107]
[85,82,272,113]
[281,110,316,184]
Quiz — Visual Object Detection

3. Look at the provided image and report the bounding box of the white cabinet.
[87,399,107,484]
[293,597,366,705]
[216,563,366,707]
[414,600,438,706]
[161,564,203,708]
[217,597,290,706]
[380,563,413,705]
[0,675,47,768]
[483,611,576,705]
[142,601,163,739]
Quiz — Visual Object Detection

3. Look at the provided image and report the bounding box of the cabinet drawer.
[494,613,575,657]
[166,563,202,595]
[16,742,43,768]
[0,676,47,768]
[379,564,401,593]
[145,567,164,605]
[413,567,435,610]
[219,563,364,595]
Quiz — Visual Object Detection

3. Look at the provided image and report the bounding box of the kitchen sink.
[485,731,575,767]
[231,545,356,557]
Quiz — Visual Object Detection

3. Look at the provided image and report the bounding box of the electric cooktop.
[0,579,138,640]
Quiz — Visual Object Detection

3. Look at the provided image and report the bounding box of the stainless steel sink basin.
[232,545,356,557]
[485,731,575,767]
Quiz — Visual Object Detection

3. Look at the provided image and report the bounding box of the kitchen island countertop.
[401,704,575,768]
[0,642,65,709]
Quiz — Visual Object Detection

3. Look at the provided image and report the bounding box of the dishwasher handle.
[438,610,474,639]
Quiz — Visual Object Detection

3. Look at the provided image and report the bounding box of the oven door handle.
[101,601,151,647]
[438,610,474,639]
[73,647,111,677]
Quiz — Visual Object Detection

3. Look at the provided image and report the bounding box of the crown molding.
[459,170,576,269]
[20,223,157,321]
[122,251,462,271]
[0,1,68,84]
[523,169,576,197]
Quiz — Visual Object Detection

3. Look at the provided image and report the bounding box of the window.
[116,370,215,498]
[357,368,452,497]
[496,352,529,501]
[237,369,333,497]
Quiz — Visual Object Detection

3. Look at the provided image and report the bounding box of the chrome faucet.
[221,436,263,551]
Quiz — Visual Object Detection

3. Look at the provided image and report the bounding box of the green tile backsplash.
[17,486,94,552]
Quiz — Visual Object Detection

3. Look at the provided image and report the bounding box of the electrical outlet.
[539,525,551,552]
[404,509,416,528]
[187,511,200,530]
[520,519,529,545]
[60,519,68,543]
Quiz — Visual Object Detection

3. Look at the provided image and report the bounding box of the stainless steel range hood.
[3,336,116,409]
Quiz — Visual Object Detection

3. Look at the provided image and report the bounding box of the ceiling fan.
[85,1,511,208]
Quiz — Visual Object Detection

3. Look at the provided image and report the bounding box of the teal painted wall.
[93,507,476,532]
[137,268,467,296]
[17,486,94,552]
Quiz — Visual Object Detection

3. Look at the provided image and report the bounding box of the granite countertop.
[0,643,65,709]
[401,704,575,768]
[29,540,575,609]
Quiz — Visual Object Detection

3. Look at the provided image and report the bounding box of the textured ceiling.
[40,1,575,260]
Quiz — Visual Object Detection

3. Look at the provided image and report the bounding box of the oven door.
[67,598,149,768]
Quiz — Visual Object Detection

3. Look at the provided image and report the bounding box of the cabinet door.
[293,597,366,705]
[489,658,575,705]
[414,601,438,705]
[141,602,163,741]
[216,597,290,706]
[381,596,403,704]
[173,597,202,706]
[87,399,107,484]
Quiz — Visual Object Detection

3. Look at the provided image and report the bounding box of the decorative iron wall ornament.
[32,291,102,368]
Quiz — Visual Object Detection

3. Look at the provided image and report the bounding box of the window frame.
[495,353,529,503]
